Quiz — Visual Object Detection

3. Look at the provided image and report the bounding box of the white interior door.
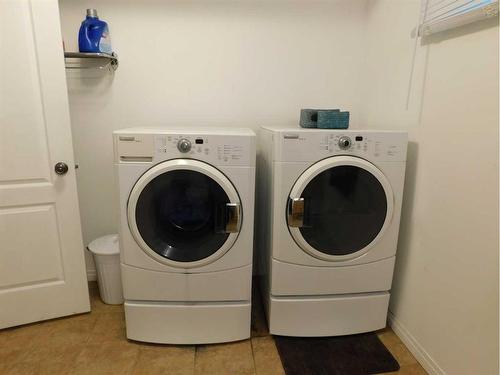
[0,0,90,329]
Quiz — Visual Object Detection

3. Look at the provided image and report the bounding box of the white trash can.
[87,234,124,305]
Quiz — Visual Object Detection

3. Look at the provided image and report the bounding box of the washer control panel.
[177,138,192,153]
[114,130,255,166]
[154,133,252,165]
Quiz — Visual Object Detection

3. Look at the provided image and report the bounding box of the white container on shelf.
[87,234,124,305]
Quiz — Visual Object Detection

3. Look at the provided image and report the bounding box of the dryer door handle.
[287,198,304,228]
[225,203,241,233]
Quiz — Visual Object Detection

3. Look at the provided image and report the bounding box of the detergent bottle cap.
[86,8,98,18]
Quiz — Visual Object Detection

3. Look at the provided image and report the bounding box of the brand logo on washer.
[283,134,299,140]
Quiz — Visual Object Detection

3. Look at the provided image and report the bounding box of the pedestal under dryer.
[114,127,255,344]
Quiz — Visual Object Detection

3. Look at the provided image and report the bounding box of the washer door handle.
[288,198,305,227]
[225,203,241,233]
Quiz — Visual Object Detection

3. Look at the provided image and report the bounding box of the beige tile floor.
[0,283,427,375]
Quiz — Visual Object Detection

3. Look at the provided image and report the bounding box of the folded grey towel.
[300,109,323,128]
[300,109,348,129]
[317,111,349,129]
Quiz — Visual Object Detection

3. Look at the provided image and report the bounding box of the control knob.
[177,138,192,153]
[338,136,352,150]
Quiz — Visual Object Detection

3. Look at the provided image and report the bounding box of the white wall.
[58,0,368,274]
[361,1,499,374]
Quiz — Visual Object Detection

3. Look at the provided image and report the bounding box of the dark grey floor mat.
[275,333,400,375]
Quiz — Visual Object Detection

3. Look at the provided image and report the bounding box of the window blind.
[418,0,499,36]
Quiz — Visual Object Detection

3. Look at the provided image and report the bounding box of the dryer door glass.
[134,170,231,262]
[297,165,387,256]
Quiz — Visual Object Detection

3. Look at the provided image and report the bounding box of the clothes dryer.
[256,126,407,336]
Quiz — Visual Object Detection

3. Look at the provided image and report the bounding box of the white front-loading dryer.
[114,127,255,344]
[256,126,407,336]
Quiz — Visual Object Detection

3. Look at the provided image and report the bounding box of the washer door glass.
[135,170,231,262]
[291,165,388,256]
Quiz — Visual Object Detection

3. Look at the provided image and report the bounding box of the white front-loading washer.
[114,127,255,344]
[256,126,407,336]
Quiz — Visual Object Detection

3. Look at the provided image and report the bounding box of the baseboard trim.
[86,269,97,281]
[388,310,446,375]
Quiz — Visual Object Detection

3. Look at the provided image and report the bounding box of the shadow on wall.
[421,16,499,45]
[66,68,115,91]
[390,141,419,310]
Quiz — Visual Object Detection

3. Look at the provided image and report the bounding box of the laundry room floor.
[0,282,427,375]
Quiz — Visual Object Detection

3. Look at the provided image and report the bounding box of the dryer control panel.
[114,129,255,167]
[274,128,407,162]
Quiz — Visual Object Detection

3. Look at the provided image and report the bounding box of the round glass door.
[128,159,241,267]
[287,156,393,261]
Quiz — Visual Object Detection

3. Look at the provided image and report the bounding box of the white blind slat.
[418,0,499,36]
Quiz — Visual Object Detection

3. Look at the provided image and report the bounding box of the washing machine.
[114,127,255,344]
[256,126,407,336]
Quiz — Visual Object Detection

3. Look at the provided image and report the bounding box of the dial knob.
[338,136,352,150]
[177,139,192,153]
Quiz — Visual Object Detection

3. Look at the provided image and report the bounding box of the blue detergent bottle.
[78,9,112,54]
